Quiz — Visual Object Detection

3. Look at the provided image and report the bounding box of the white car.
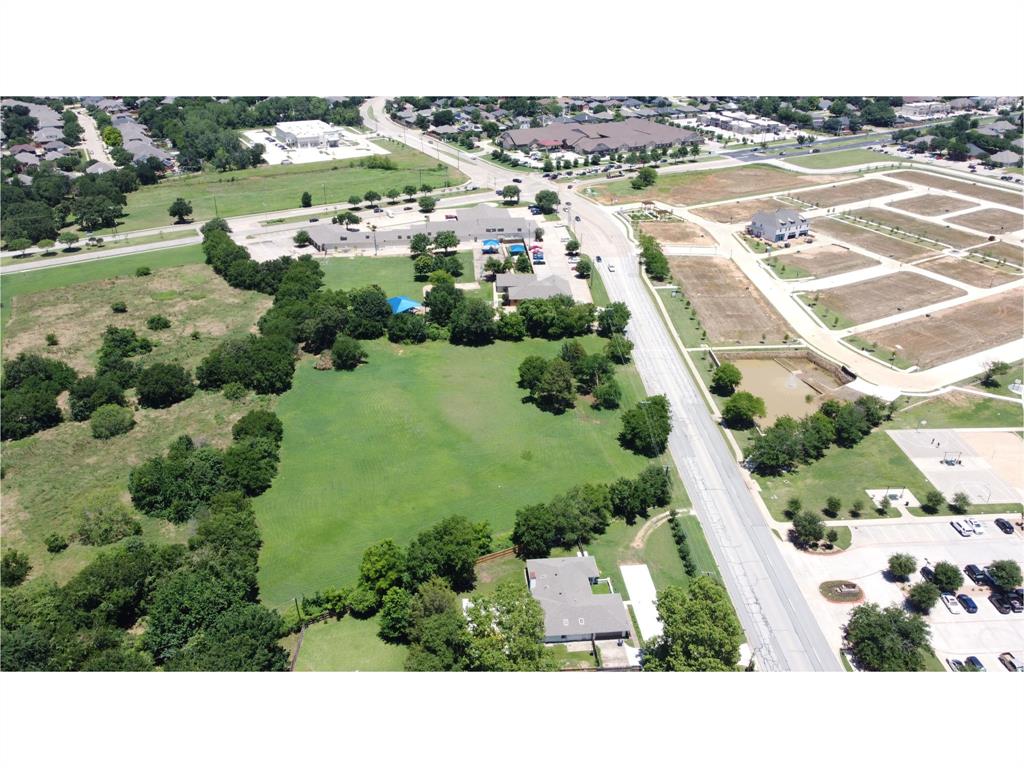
[966,517,984,535]
[941,593,961,614]
[951,520,971,537]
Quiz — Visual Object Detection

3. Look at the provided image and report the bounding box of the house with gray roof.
[85,161,115,175]
[749,208,809,242]
[494,273,571,305]
[13,152,40,167]
[526,556,632,643]
[988,150,1022,167]
[32,126,64,143]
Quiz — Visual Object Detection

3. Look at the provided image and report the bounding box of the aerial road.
[364,98,841,671]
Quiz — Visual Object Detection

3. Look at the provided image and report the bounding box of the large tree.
[405,516,491,592]
[710,362,742,395]
[534,189,560,214]
[641,578,744,671]
[464,582,554,671]
[987,560,1023,592]
[721,391,765,429]
[844,603,931,671]
[168,198,193,224]
[619,395,671,456]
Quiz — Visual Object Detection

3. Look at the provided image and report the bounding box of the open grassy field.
[785,149,891,169]
[888,170,1024,208]
[788,178,907,208]
[318,251,475,298]
[812,217,935,263]
[888,194,975,216]
[849,207,987,250]
[946,207,1024,235]
[591,165,854,207]
[807,271,965,329]
[1,245,207,330]
[254,335,664,610]
[88,141,467,235]
[292,615,407,672]
[859,289,1023,369]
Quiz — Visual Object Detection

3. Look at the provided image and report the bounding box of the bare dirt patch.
[888,194,976,216]
[693,197,793,224]
[810,272,966,327]
[946,207,1024,235]
[889,170,1024,208]
[917,255,1021,288]
[790,179,907,209]
[638,220,714,246]
[813,217,934,262]
[669,256,794,344]
[971,240,1024,266]
[773,244,877,278]
[860,289,1024,369]
[849,207,986,249]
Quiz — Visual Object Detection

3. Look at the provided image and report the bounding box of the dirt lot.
[888,194,976,216]
[772,244,877,278]
[812,217,934,262]
[917,255,1022,288]
[810,271,966,327]
[638,220,715,245]
[788,179,907,208]
[889,170,1024,208]
[850,207,987,249]
[2,264,270,374]
[692,197,797,224]
[593,165,854,206]
[668,256,793,344]
[860,289,1024,368]
[946,207,1024,234]
[970,240,1024,266]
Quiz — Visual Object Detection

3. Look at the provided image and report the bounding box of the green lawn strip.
[920,647,945,672]
[547,643,597,670]
[908,501,1023,518]
[254,335,658,610]
[801,293,853,330]
[959,361,1023,397]
[890,394,1023,430]
[844,335,915,370]
[293,615,407,671]
[764,255,811,280]
[785,149,890,170]
[82,142,468,235]
[591,581,612,594]
[1,244,207,331]
[588,267,610,307]
[829,525,852,550]
[840,651,853,671]
[740,234,769,254]
[544,213,561,222]
[660,290,710,348]
[317,251,474,298]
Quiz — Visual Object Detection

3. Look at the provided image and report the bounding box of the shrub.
[146,315,171,331]
[136,363,195,408]
[1,549,31,587]
[907,581,940,613]
[44,533,68,553]
[887,553,916,581]
[111,301,128,313]
[593,377,622,410]
[69,375,126,421]
[222,382,247,401]
[45,333,58,346]
[331,335,367,370]
[135,266,152,277]
[347,585,379,618]
[90,404,135,439]
[76,490,143,545]
[232,409,284,446]
[387,312,427,344]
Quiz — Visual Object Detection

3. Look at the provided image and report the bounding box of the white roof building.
[274,120,344,148]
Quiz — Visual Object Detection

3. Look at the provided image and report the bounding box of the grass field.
[254,335,665,610]
[293,615,407,672]
[1,245,207,330]
[785,150,891,169]
[85,141,467,235]
[588,267,610,307]
[318,251,475,298]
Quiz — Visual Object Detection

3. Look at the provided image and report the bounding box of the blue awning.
[482,239,500,246]
[507,244,526,254]
[387,296,422,314]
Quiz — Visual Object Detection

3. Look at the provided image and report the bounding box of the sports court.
[888,428,1024,504]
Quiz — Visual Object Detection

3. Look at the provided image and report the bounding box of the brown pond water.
[733,358,823,425]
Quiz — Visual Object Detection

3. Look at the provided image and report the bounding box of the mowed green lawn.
[255,336,657,610]
[318,251,474,299]
[293,615,407,672]
[786,149,891,169]
[94,141,467,235]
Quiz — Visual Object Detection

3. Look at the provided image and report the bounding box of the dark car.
[574,215,581,222]
[512,178,523,183]
[1007,592,1024,613]
[403,206,413,211]
[957,594,978,614]
[994,518,1014,535]
[964,656,986,672]
[921,566,935,581]
[964,564,988,585]
[989,593,1012,614]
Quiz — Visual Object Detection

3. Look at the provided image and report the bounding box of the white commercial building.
[274,120,344,148]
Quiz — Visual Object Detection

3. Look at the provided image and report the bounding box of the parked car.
[920,566,935,582]
[512,178,523,183]
[999,652,1024,672]
[941,592,961,614]
[1007,592,1024,613]
[373,207,383,213]
[595,255,602,262]
[966,517,984,535]
[957,594,978,614]
[947,658,966,672]
[951,520,972,537]
[308,217,319,222]
[574,215,581,222]
[994,518,1014,535]
[567,184,574,189]
[403,206,413,211]
[965,564,988,585]
[964,656,986,672]
[990,593,1013,614]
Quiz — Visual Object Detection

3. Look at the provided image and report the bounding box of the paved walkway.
[620,564,662,642]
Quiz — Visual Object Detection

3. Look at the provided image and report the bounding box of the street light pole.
[371,224,378,256]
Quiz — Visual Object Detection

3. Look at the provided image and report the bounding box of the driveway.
[621,564,662,642]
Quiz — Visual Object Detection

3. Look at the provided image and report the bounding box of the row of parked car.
[948,652,1023,672]
[950,517,1016,537]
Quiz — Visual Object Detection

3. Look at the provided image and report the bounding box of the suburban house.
[525,556,632,644]
[988,150,1022,167]
[748,208,810,242]
[498,117,698,154]
[494,273,571,306]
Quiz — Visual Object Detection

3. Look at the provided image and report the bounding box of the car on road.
[403,206,413,211]
[965,564,988,585]
[308,218,319,222]
[512,178,522,183]
[994,518,1014,535]
[947,658,966,672]
[574,215,581,222]
[999,652,1024,672]
[964,656,986,672]
[957,594,978,614]
[989,593,1012,614]
[567,184,574,189]
[941,592,961,614]
[921,566,935,581]
[966,517,984,535]
[951,520,972,537]
[595,255,602,262]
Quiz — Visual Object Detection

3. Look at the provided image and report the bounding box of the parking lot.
[781,517,1024,671]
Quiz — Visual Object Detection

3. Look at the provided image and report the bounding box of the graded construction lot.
[888,428,1023,505]
[638,219,715,245]
[693,196,798,224]
[850,207,987,249]
[918,255,1021,288]
[812,217,934,262]
[771,244,877,279]
[888,194,976,216]
[971,240,1024,266]
[592,165,854,206]
[889,170,1024,208]
[809,271,966,328]
[789,178,906,209]
[668,256,794,344]
[946,207,1024,235]
[860,289,1024,369]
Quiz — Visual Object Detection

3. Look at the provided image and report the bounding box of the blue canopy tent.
[482,238,500,254]
[387,296,423,314]
[507,243,526,254]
